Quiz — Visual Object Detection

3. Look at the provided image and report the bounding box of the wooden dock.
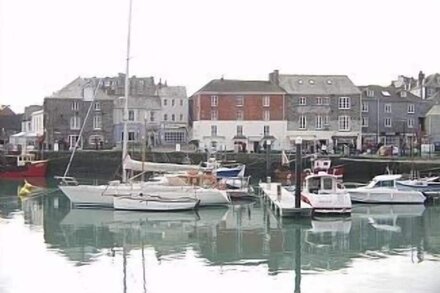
[259,182,312,218]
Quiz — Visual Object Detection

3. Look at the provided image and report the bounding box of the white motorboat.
[346,174,426,204]
[300,172,351,214]
[113,194,199,211]
[58,179,230,208]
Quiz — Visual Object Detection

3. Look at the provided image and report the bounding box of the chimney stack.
[269,70,280,85]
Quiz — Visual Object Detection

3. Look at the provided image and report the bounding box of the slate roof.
[195,79,285,94]
[359,85,422,102]
[424,73,440,88]
[278,75,360,95]
[157,85,187,98]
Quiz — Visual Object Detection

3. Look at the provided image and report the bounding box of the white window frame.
[407,118,415,128]
[163,99,168,106]
[362,101,369,112]
[171,114,175,121]
[338,115,350,131]
[94,102,101,111]
[70,115,81,130]
[211,110,218,121]
[164,114,168,121]
[407,104,415,114]
[299,115,307,129]
[384,103,392,113]
[299,97,306,105]
[171,99,175,107]
[128,110,135,121]
[236,110,243,120]
[236,96,244,107]
[237,125,243,136]
[367,89,375,97]
[150,111,155,122]
[384,117,392,128]
[263,125,270,136]
[263,110,270,121]
[72,101,79,111]
[362,116,368,127]
[338,97,351,109]
[263,96,270,107]
[316,97,323,105]
[93,114,102,130]
[211,95,218,107]
[315,115,322,129]
[324,115,329,126]
[323,97,330,105]
[211,125,217,137]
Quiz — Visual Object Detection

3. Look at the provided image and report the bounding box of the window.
[236,110,243,120]
[236,96,244,106]
[211,125,217,137]
[70,115,81,130]
[128,131,135,141]
[384,104,392,113]
[338,115,350,131]
[128,110,135,121]
[180,114,183,121]
[237,125,243,136]
[171,114,175,121]
[150,111,155,122]
[316,97,323,105]
[263,125,270,136]
[299,97,306,105]
[88,134,104,145]
[338,97,351,109]
[263,96,270,107]
[163,99,168,106]
[427,88,435,96]
[299,115,307,129]
[211,110,218,120]
[324,115,329,125]
[401,91,407,98]
[72,101,79,111]
[164,114,168,121]
[180,99,184,106]
[362,116,368,127]
[323,97,330,105]
[362,101,369,112]
[171,99,175,107]
[408,104,415,114]
[211,95,218,107]
[68,135,80,149]
[384,117,392,127]
[407,118,415,128]
[93,114,102,129]
[94,102,101,111]
[164,131,185,143]
[381,91,391,97]
[315,115,322,129]
[263,110,270,121]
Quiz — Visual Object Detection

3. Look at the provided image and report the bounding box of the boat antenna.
[63,79,103,177]
[121,0,133,183]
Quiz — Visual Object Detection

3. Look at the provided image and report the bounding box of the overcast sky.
[1,0,440,113]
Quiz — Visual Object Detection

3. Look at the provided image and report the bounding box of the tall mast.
[122,0,133,183]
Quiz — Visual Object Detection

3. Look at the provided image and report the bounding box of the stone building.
[358,85,431,152]
[0,105,22,149]
[44,77,114,150]
[269,70,361,152]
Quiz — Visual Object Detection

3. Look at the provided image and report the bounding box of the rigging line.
[63,79,103,177]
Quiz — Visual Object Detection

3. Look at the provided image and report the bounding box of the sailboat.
[56,0,231,209]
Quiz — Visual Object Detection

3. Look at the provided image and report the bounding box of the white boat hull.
[302,191,352,214]
[113,195,199,211]
[347,188,426,204]
[59,183,230,208]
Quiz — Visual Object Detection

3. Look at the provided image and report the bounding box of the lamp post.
[295,136,303,209]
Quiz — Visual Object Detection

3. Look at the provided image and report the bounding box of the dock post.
[295,137,303,209]
[277,184,282,201]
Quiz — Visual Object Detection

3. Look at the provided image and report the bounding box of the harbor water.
[1,179,440,293]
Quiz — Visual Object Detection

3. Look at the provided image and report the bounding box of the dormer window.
[366,89,375,97]
[309,79,315,84]
[298,79,303,84]
[401,91,407,98]
[326,79,332,85]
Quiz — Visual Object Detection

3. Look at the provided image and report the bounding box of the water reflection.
[2,190,440,293]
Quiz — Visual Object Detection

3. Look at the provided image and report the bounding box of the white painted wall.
[192,120,288,151]
[31,110,44,136]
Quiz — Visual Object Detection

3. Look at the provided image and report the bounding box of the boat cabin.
[2,153,37,167]
[365,174,402,189]
[304,172,340,194]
